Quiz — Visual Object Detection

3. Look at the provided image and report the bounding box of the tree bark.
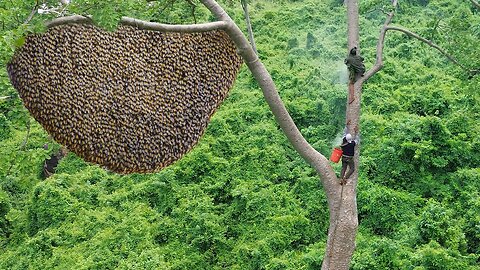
[320,1,361,269]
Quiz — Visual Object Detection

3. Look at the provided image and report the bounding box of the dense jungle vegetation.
[0,0,479,269]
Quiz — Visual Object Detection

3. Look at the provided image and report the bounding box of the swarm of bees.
[7,22,243,174]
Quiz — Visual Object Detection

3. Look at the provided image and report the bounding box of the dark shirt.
[341,126,359,157]
[341,141,356,157]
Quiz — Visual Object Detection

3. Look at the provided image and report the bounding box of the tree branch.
[200,2,352,268]
[24,0,39,25]
[470,0,480,9]
[241,0,258,55]
[363,0,476,81]
[362,0,397,81]
[120,17,228,32]
[385,25,475,74]
[199,0,339,202]
[45,15,93,28]
[0,95,15,100]
[20,118,31,151]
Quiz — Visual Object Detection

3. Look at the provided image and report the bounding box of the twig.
[7,117,32,175]
[20,118,31,151]
[0,95,15,100]
[241,0,258,55]
[24,0,39,24]
[120,17,228,32]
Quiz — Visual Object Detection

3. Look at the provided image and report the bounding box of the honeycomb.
[8,22,242,173]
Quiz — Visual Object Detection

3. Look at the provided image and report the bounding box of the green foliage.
[0,189,11,241]
[418,199,467,252]
[0,114,11,139]
[358,180,422,236]
[412,241,479,270]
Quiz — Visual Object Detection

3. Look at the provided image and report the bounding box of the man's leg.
[340,158,348,179]
[344,157,355,179]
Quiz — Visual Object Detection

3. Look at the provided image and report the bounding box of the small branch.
[362,0,397,81]
[0,95,15,100]
[364,0,476,81]
[470,0,480,9]
[24,0,39,24]
[45,15,93,28]
[241,0,258,55]
[20,118,31,151]
[385,25,473,73]
[120,17,229,32]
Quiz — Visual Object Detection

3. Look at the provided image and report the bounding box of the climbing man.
[339,122,359,185]
[344,46,365,104]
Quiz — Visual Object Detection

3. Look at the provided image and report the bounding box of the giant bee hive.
[8,22,242,174]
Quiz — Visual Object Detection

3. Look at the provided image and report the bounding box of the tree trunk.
[321,2,361,268]
[199,0,357,269]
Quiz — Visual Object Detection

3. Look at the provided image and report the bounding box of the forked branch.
[199,0,339,202]
[385,26,476,76]
[363,0,476,81]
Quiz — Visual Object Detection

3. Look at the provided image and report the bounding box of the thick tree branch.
[200,0,359,269]
[121,17,228,32]
[199,0,339,205]
[46,15,229,33]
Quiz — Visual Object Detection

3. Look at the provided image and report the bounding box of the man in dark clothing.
[340,125,359,185]
[344,47,365,82]
[344,47,365,104]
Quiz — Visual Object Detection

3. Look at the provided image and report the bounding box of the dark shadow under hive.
[8,22,243,174]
